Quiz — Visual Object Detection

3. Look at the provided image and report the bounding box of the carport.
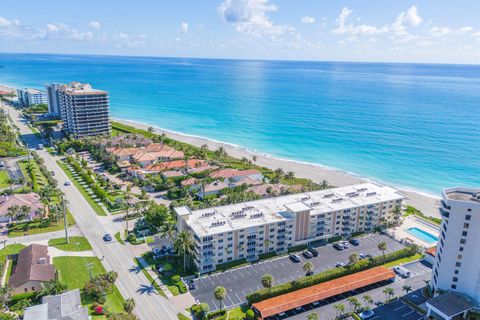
[252,266,395,319]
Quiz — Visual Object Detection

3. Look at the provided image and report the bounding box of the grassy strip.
[114,232,125,245]
[133,258,166,297]
[8,210,75,237]
[405,205,441,226]
[381,253,423,268]
[57,160,107,216]
[48,236,92,252]
[53,256,125,316]
[0,244,26,282]
[0,170,10,188]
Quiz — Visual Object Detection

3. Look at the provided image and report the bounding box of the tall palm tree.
[123,297,136,314]
[320,180,330,190]
[263,239,271,252]
[252,155,257,163]
[303,261,314,275]
[393,205,402,224]
[383,287,395,302]
[402,285,412,294]
[285,171,295,180]
[6,205,20,222]
[261,274,274,289]
[214,286,227,310]
[333,303,345,318]
[160,220,176,243]
[19,205,31,221]
[173,231,194,272]
[36,280,67,299]
[377,242,387,260]
[362,295,374,309]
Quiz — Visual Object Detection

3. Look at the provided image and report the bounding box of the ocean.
[1,53,479,195]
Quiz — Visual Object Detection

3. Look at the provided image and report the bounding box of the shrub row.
[328,236,343,243]
[287,244,308,253]
[207,309,227,320]
[246,245,418,304]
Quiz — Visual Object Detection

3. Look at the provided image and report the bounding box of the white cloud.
[332,7,388,36]
[403,6,422,27]
[429,26,451,37]
[180,22,189,33]
[301,16,315,24]
[36,23,93,41]
[0,17,20,28]
[392,6,422,36]
[218,0,293,36]
[89,21,101,29]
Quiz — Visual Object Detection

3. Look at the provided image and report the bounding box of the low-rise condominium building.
[175,182,404,273]
[16,88,47,107]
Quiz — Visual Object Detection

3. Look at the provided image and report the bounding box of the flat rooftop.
[62,82,107,96]
[177,182,404,237]
[444,187,480,204]
[253,266,395,319]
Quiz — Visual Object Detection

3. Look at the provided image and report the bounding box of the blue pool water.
[406,227,439,243]
[1,53,479,195]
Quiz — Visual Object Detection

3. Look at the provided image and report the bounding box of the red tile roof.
[252,266,395,319]
[425,247,436,257]
[146,159,206,172]
[210,169,261,179]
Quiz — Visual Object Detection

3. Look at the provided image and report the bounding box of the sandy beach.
[116,118,441,218]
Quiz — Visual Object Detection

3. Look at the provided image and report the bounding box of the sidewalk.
[137,256,174,298]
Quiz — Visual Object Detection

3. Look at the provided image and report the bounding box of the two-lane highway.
[2,102,178,320]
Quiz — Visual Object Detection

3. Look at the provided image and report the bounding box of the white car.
[359,310,375,319]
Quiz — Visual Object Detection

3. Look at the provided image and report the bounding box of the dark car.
[302,251,313,259]
[289,254,301,263]
[103,234,112,242]
[308,247,319,257]
[349,238,360,246]
[333,243,344,250]
[188,280,197,290]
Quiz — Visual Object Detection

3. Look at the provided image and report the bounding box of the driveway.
[190,234,404,310]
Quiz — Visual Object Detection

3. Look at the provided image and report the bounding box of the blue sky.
[1,0,479,63]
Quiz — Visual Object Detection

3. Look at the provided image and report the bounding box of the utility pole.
[62,196,69,244]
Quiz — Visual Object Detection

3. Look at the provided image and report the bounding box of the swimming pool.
[406,227,439,243]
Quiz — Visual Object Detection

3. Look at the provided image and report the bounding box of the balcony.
[439,208,450,219]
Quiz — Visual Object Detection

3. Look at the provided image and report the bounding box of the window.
[24,288,28,292]
[218,259,223,263]
[462,231,468,237]
[464,223,470,229]
[218,239,224,243]
[454,270,459,275]
[451,284,457,289]
[457,254,463,259]
[467,209,472,212]
[239,235,244,239]
[460,239,466,244]
[456,262,462,267]
[466,215,471,220]
[227,237,232,241]
[453,277,458,282]
[32,287,35,291]
[459,247,464,252]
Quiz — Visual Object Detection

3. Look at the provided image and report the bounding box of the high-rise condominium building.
[431,187,480,302]
[45,83,62,115]
[16,88,47,107]
[175,182,404,273]
[56,82,111,138]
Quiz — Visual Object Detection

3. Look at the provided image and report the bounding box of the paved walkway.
[137,256,174,298]
[48,246,96,258]
[1,226,82,245]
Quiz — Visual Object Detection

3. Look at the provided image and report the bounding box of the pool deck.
[388,216,440,248]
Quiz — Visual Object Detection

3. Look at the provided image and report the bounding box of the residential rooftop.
[176,182,404,237]
[61,82,107,96]
[443,187,480,204]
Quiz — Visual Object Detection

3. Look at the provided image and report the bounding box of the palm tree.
[393,205,402,224]
[303,261,314,275]
[123,297,136,314]
[285,171,294,180]
[147,127,154,134]
[252,155,257,163]
[160,220,176,243]
[214,286,227,310]
[261,274,274,289]
[402,285,412,294]
[307,312,318,320]
[377,242,387,260]
[319,180,330,190]
[333,303,345,318]
[383,287,395,302]
[263,239,271,251]
[19,205,31,221]
[36,280,67,299]
[6,205,20,222]
[349,253,360,265]
[346,297,359,312]
[215,146,226,159]
[173,231,194,272]
[362,295,374,309]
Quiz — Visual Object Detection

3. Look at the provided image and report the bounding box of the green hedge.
[216,258,247,271]
[328,236,343,243]
[207,309,227,320]
[287,244,307,253]
[258,251,277,260]
[246,245,418,304]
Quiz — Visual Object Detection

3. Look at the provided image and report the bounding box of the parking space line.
[401,310,416,318]
[394,305,407,311]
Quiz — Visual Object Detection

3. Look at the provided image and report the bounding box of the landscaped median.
[246,245,420,304]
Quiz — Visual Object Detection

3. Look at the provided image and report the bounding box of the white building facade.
[58,82,111,138]
[16,88,47,107]
[175,183,404,273]
[45,83,62,115]
[431,187,480,303]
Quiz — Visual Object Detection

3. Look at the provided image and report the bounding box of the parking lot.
[190,234,405,310]
[281,261,430,320]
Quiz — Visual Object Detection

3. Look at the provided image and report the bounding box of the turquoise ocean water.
[1,53,479,195]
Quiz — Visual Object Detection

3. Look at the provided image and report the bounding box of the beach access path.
[3,102,179,320]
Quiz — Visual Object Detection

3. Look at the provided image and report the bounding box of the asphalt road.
[2,103,178,320]
[191,234,404,310]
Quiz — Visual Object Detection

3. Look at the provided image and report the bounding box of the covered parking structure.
[252,266,396,319]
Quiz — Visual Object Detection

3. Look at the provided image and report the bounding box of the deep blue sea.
[1,53,479,195]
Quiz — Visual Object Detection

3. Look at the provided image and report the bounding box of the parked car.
[64,181,71,186]
[333,243,344,250]
[359,310,375,319]
[394,266,411,278]
[103,234,112,242]
[188,280,197,290]
[50,170,55,176]
[156,265,164,275]
[302,251,313,259]
[308,247,319,257]
[312,301,320,306]
[341,241,350,249]
[335,262,345,267]
[289,254,301,263]
[349,238,360,246]
[153,248,162,257]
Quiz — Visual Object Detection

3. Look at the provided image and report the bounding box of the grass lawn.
[178,313,190,320]
[53,256,125,316]
[48,236,92,251]
[133,258,166,297]
[57,160,107,216]
[18,159,48,192]
[114,232,125,245]
[382,253,424,268]
[141,253,188,296]
[0,170,10,188]
[227,305,251,320]
[8,210,75,237]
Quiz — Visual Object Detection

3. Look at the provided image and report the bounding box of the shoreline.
[114,118,441,218]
